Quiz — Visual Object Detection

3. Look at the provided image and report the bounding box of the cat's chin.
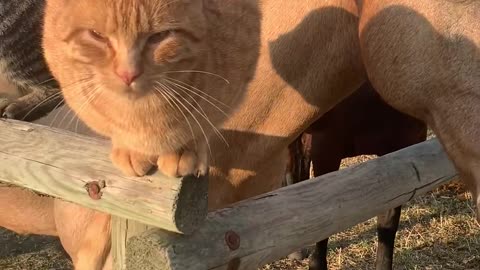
[109,84,150,101]
[122,91,148,101]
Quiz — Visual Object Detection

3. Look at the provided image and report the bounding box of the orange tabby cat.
[39,1,364,268]
[42,0,261,177]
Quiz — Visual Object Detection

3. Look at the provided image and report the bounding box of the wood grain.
[126,139,458,270]
[0,119,208,234]
[112,217,153,270]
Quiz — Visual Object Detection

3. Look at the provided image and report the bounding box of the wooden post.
[112,217,153,270]
[126,139,458,270]
[0,119,208,234]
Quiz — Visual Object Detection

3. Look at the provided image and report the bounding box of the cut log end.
[173,174,209,234]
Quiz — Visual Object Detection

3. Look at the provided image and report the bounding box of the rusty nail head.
[225,230,240,251]
[85,181,104,200]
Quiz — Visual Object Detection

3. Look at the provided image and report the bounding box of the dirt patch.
[0,229,71,270]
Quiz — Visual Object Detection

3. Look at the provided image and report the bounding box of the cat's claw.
[0,98,17,119]
[157,149,208,178]
[111,144,208,178]
[110,148,156,177]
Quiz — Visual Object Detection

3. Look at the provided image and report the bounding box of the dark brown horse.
[286,81,427,270]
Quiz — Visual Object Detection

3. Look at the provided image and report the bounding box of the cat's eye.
[88,30,108,43]
[147,31,171,45]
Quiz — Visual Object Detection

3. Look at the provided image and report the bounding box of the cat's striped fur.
[0,0,60,121]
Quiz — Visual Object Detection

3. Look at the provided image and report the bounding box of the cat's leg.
[0,87,61,121]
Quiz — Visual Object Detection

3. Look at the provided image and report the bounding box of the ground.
[1,152,480,269]
[0,231,71,270]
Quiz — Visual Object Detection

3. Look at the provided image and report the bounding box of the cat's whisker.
[66,87,98,132]
[56,104,76,129]
[161,80,229,147]
[69,85,101,131]
[50,76,95,127]
[74,85,102,133]
[162,84,211,155]
[58,76,95,93]
[161,83,213,157]
[161,76,231,108]
[163,77,231,113]
[160,70,230,84]
[164,77,228,117]
[57,83,96,129]
[48,99,67,128]
[155,83,198,151]
[52,77,94,101]
[152,85,182,124]
[20,91,63,121]
[162,80,210,119]
[74,115,82,134]
[36,77,56,86]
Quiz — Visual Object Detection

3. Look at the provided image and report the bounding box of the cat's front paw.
[157,148,208,178]
[0,98,20,119]
[110,148,156,177]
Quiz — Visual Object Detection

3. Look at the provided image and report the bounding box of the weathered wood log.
[127,138,458,270]
[0,119,208,234]
[112,217,153,270]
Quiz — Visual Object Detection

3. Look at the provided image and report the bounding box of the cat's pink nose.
[115,69,142,86]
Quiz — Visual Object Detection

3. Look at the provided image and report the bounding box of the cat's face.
[43,0,260,154]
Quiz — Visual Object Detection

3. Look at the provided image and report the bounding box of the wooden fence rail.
[126,139,458,270]
[0,117,460,269]
[0,119,208,234]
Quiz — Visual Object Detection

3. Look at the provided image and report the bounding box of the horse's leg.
[374,120,426,270]
[0,187,57,236]
[309,239,329,270]
[54,200,111,270]
[375,206,401,270]
[309,133,343,270]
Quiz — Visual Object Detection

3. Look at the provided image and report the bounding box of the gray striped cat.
[0,0,60,121]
